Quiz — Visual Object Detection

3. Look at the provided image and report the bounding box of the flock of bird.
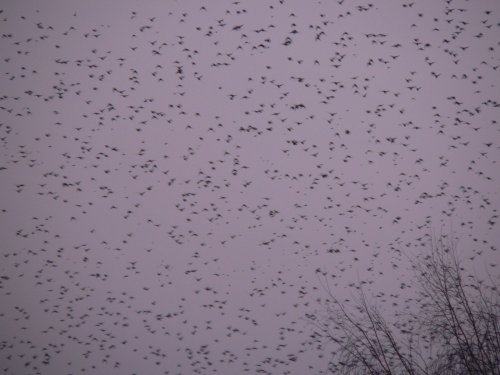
[0,0,499,374]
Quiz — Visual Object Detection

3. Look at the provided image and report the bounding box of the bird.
[0,0,498,374]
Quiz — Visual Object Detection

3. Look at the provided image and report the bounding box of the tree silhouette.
[308,235,500,375]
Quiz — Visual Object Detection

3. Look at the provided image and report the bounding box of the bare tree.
[307,235,500,375]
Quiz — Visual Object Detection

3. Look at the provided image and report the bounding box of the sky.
[0,0,499,374]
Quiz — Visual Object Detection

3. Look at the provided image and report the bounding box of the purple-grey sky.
[0,0,499,374]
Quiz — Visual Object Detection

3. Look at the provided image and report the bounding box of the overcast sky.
[1,0,499,374]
